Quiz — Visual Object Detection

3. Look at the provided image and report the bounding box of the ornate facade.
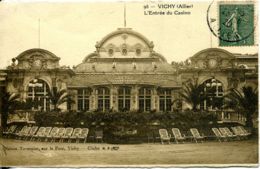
[0,28,258,124]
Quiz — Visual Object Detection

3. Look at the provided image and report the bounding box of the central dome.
[75,28,171,73]
[95,28,154,59]
[82,28,167,62]
[97,28,154,48]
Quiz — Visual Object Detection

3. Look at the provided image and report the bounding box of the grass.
[0,138,258,167]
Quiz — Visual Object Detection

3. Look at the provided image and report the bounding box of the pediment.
[190,48,236,69]
[191,48,235,61]
[15,48,60,69]
[16,48,60,61]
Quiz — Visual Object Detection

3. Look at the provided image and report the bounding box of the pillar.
[90,87,96,111]
[110,85,118,111]
[152,87,158,111]
[131,85,139,111]
[69,89,77,111]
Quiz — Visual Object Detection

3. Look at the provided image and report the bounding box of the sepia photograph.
[0,0,258,167]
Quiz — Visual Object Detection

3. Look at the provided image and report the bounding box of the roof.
[16,48,60,61]
[76,28,170,73]
[68,73,180,87]
[234,53,258,59]
[74,60,175,73]
[95,28,154,49]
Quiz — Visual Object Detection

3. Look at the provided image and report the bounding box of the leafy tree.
[0,90,22,129]
[179,79,206,111]
[225,86,258,128]
[49,87,74,111]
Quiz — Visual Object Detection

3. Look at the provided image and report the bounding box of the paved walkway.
[0,138,258,167]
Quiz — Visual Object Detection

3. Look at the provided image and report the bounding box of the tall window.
[139,87,151,112]
[77,88,91,111]
[97,87,110,112]
[118,87,131,111]
[200,78,224,110]
[27,79,50,111]
[158,88,172,112]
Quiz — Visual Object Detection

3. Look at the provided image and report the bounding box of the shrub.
[34,111,59,127]
[33,110,218,143]
[34,110,218,128]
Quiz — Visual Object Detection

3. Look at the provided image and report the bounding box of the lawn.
[0,138,258,167]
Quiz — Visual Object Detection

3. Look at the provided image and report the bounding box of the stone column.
[51,77,57,88]
[21,78,28,102]
[70,89,77,111]
[152,87,158,111]
[90,87,96,111]
[172,90,178,111]
[110,85,118,112]
[131,85,139,111]
[155,91,160,111]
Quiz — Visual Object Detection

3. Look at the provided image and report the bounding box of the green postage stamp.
[219,3,254,46]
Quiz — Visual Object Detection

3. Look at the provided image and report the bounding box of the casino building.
[0,28,258,125]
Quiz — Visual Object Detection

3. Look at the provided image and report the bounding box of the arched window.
[200,78,224,110]
[97,87,110,112]
[122,48,128,55]
[27,79,50,111]
[136,48,141,56]
[158,88,172,112]
[139,87,151,112]
[108,49,114,56]
[77,88,91,111]
[118,87,131,111]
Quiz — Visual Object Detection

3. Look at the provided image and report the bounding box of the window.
[139,87,151,112]
[158,89,172,112]
[108,49,114,56]
[97,87,110,112]
[77,88,91,111]
[122,48,127,55]
[27,79,50,111]
[118,87,131,111]
[200,78,224,110]
[136,49,141,56]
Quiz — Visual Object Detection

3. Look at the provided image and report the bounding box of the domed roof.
[82,28,167,60]
[15,48,60,70]
[16,48,60,61]
[75,28,171,73]
[95,28,154,49]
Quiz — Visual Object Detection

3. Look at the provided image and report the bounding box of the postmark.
[207,1,255,46]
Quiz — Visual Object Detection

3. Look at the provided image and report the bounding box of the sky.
[0,1,258,68]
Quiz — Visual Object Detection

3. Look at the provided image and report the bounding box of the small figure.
[11,58,17,68]
[224,7,248,41]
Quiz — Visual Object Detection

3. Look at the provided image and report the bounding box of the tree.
[225,86,258,128]
[179,79,206,111]
[49,87,74,111]
[1,91,22,129]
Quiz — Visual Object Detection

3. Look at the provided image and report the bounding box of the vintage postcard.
[0,0,258,167]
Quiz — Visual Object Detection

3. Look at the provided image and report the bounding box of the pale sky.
[0,1,258,68]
